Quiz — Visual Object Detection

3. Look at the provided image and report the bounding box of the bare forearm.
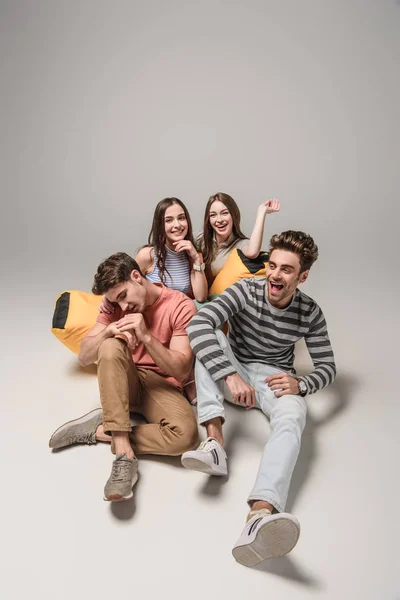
[78,328,113,366]
[143,334,192,381]
[190,270,208,302]
[245,213,267,258]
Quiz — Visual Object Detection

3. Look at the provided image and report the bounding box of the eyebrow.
[165,212,185,219]
[269,262,295,270]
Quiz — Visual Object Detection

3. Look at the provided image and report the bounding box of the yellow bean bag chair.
[209,248,269,296]
[52,290,102,354]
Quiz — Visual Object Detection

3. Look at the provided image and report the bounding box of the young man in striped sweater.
[181,231,336,567]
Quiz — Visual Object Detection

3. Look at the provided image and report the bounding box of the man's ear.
[299,269,309,284]
[130,269,142,283]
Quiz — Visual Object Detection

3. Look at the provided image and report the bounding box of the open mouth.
[269,281,284,293]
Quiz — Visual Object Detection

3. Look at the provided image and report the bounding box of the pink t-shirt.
[97,284,197,388]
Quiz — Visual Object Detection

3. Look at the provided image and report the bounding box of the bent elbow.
[243,249,259,259]
[78,352,90,368]
[181,360,195,382]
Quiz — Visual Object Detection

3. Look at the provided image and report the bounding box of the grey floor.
[1,2,399,599]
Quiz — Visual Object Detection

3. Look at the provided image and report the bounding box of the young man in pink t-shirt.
[49,253,198,501]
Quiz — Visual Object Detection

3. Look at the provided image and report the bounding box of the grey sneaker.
[103,454,138,502]
[49,408,103,449]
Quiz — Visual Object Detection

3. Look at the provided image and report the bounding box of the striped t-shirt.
[187,277,336,395]
[146,246,192,297]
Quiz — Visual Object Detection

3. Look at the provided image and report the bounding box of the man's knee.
[272,396,307,434]
[164,416,198,456]
[98,337,129,361]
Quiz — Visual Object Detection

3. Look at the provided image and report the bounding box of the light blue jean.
[195,331,307,512]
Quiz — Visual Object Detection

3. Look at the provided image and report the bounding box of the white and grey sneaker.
[181,437,227,476]
[232,508,300,567]
[49,408,103,449]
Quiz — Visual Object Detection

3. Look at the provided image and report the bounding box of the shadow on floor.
[140,453,183,469]
[286,373,357,512]
[252,554,321,588]
[110,494,137,521]
[68,361,97,376]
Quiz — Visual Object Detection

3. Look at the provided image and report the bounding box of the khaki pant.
[97,338,198,456]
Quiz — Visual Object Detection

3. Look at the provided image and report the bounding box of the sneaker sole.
[181,455,227,476]
[232,515,300,566]
[103,472,139,502]
[49,408,102,448]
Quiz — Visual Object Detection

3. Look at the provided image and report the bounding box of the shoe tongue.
[201,438,216,450]
[248,508,272,521]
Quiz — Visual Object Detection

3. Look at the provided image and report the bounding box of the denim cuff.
[198,410,225,427]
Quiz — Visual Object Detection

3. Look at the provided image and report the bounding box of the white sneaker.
[181,437,228,476]
[232,508,300,567]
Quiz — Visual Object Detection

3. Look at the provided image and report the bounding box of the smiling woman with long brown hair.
[198,192,280,286]
[136,197,208,303]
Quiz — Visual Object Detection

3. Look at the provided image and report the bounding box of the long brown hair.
[201,192,247,266]
[147,197,195,284]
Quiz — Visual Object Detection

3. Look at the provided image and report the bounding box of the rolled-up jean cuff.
[198,411,225,427]
[102,422,132,435]
[247,495,284,514]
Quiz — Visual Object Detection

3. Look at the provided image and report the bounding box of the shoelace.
[72,432,95,445]
[198,438,218,452]
[110,458,133,482]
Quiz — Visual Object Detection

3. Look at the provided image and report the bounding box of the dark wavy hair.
[269,231,319,272]
[147,197,195,285]
[201,192,247,267]
[92,252,143,295]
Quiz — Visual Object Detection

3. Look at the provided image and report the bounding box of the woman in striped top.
[135,198,207,405]
[135,197,208,303]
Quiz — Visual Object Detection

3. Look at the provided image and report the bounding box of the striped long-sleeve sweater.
[187,278,336,395]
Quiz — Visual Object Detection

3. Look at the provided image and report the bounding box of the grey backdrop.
[2,0,398,386]
[1,1,399,599]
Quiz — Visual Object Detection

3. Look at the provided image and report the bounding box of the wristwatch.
[193,262,205,272]
[296,378,307,397]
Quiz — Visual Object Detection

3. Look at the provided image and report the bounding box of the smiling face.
[266,249,309,308]
[105,271,147,313]
[164,202,188,249]
[208,200,233,243]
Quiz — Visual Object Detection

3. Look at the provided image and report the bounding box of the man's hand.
[99,297,116,315]
[114,313,151,344]
[105,322,123,337]
[225,373,256,408]
[265,373,299,397]
[117,330,138,349]
[105,322,138,349]
[257,198,280,217]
